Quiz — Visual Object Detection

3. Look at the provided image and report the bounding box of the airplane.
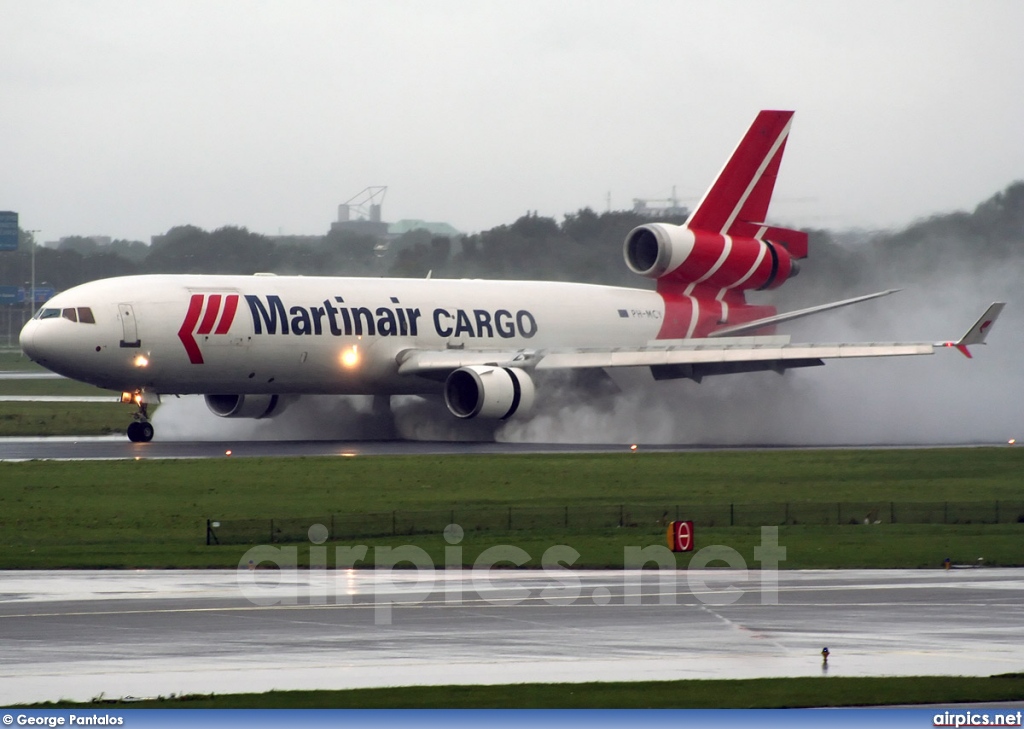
[19,110,1004,443]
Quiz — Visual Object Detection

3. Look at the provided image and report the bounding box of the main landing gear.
[121,389,156,443]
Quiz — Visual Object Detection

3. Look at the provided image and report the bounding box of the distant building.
[387,219,461,238]
[632,186,690,219]
[331,187,390,238]
[328,187,459,265]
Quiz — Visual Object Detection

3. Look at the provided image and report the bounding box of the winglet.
[941,303,1005,358]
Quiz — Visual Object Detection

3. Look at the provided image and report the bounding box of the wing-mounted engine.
[444,366,535,420]
[623,223,801,291]
[204,394,293,419]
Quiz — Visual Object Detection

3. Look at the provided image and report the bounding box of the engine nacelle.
[444,366,535,420]
[624,223,798,291]
[204,394,290,419]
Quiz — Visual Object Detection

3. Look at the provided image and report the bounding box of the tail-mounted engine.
[444,366,535,420]
[624,223,803,291]
[205,394,292,419]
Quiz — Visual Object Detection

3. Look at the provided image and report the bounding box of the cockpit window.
[34,306,95,323]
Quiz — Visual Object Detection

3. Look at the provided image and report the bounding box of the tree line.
[2,182,1023,296]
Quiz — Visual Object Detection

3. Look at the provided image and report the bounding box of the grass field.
[26,675,1024,709]
[0,347,133,434]
[0,377,118,396]
[1,449,1022,569]
[0,401,127,436]
[0,349,40,371]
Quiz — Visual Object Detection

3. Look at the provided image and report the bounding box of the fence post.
[206,519,211,546]
[730,503,734,527]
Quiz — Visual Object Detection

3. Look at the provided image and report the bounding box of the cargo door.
[118,303,140,348]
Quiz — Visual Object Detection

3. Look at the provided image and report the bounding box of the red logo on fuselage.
[177,294,239,364]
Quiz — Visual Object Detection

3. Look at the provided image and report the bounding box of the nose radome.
[19,319,37,360]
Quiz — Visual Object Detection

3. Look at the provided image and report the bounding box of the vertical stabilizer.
[686,110,806,257]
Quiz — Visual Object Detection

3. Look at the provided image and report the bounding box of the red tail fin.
[686,110,806,258]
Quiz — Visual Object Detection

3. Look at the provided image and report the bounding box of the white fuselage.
[20,274,669,395]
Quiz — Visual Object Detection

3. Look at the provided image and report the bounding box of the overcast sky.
[3,0,1023,243]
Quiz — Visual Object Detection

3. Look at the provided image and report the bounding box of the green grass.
[1,450,1022,568]
[0,377,118,396]
[0,349,41,371]
[0,401,128,436]
[0,347,130,435]
[24,675,1024,709]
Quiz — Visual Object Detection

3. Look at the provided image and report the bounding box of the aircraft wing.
[396,303,1004,382]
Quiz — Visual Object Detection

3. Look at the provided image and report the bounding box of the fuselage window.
[62,308,78,322]
[37,308,60,320]
[77,307,95,324]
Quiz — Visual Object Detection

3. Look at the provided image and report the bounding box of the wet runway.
[1,568,1022,704]
[0,435,667,461]
[0,435,999,462]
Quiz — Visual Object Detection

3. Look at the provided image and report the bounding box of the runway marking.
[4,596,1021,622]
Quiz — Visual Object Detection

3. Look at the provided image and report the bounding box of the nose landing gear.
[127,419,154,443]
[121,389,158,443]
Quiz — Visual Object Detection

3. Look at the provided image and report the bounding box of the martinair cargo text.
[19,111,1003,442]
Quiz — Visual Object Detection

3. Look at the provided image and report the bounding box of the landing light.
[340,345,360,369]
[133,354,149,368]
[1010,439,1017,445]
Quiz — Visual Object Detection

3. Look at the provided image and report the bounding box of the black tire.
[126,421,142,442]
[138,422,154,443]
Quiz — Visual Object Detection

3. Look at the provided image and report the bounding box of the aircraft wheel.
[127,421,154,443]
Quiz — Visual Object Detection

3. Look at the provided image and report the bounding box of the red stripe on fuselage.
[656,287,777,340]
[196,294,222,335]
[214,294,238,334]
[177,294,205,365]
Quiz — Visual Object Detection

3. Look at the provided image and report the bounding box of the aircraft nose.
[19,319,38,360]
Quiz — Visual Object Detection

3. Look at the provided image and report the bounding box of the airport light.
[26,229,40,317]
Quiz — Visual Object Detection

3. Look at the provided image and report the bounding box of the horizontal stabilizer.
[708,289,900,337]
